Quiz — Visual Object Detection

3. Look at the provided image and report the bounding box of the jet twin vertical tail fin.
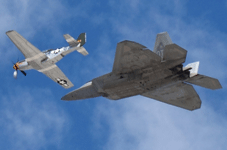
[154,32,187,68]
[153,32,173,59]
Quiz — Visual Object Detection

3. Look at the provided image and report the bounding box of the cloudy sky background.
[0,0,227,149]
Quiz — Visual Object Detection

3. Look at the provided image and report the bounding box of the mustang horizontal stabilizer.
[76,46,88,56]
[61,81,101,100]
[6,30,47,60]
[63,33,88,56]
[63,33,86,47]
[185,74,222,90]
[64,34,79,47]
[142,83,201,110]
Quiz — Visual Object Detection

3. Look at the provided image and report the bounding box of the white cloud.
[94,97,227,150]
[0,87,70,150]
[0,0,59,66]
[0,0,67,39]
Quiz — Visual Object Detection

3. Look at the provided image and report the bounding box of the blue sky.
[0,0,227,149]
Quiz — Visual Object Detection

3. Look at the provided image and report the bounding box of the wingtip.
[157,31,168,35]
[6,30,14,34]
[215,80,223,90]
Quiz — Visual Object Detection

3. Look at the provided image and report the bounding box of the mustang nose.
[13,63,19,70]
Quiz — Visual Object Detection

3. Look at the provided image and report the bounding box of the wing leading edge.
[6,30,46,59]
[61,81,101,100]
[38,64,74,89]
[141,82,201,110]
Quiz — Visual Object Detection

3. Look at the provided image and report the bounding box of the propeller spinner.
[13,70,18,79]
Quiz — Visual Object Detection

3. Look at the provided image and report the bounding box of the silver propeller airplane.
[7,30,88,89]
[62,32,222,110]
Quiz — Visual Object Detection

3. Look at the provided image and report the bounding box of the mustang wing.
[141,83,201,110]
[39,64,74,89]
[112,40,161,74]
[6,30,46,60]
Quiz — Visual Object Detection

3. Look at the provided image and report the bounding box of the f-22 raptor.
[7,30,88,89]
[62,32,222,110]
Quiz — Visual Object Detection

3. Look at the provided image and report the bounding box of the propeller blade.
[20,70,27,76]
[13,70,18,79]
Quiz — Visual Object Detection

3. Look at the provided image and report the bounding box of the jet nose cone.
[61,94,71,100]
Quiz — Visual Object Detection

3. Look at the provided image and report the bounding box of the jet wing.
[141,82,201,110]
[38,64,74,89]
[112,40,161,74]
[6,30,46,60]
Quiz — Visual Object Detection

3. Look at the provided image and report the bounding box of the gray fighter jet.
[62,32,222,110]
[7,30,88,89]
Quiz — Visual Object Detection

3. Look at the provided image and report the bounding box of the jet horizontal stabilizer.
[153,32,173,54]
[185,74,222,90]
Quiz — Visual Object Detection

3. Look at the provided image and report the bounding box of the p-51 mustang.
[7,30,88,89]
[62,32,222,110]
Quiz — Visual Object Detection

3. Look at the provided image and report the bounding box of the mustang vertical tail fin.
[64,33,86,47]
[77,33,86,46]
[63,33,88,56]
[153,32,173,60]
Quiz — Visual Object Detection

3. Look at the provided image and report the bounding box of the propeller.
[12,61,26,79]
